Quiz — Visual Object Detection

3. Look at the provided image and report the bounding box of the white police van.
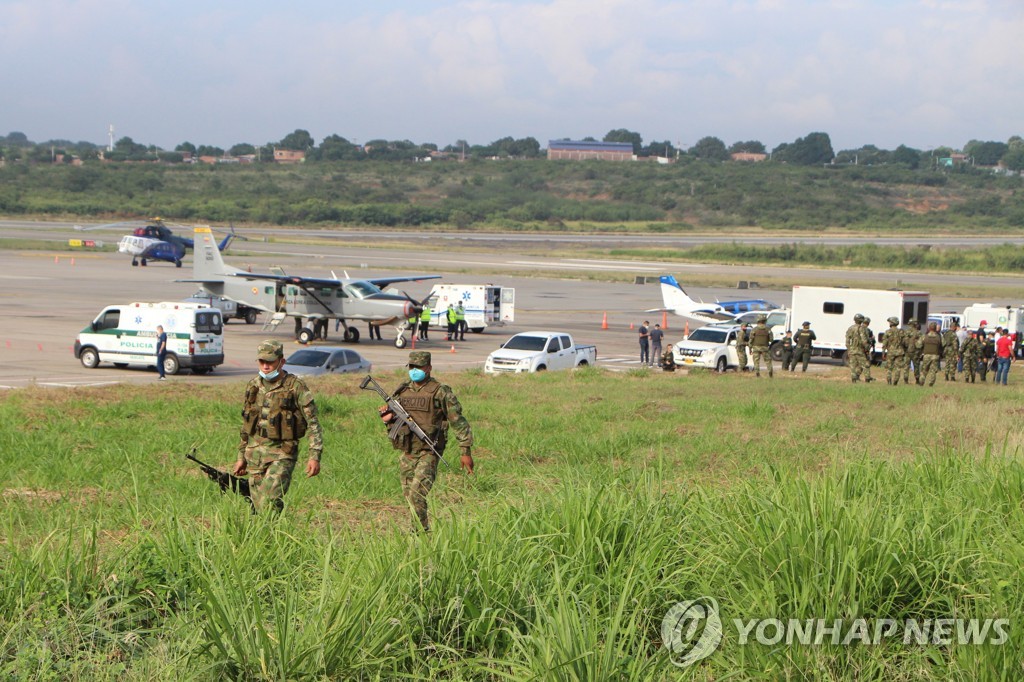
[74,302,224,375]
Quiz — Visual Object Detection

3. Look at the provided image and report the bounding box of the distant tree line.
[3,128,1022,172]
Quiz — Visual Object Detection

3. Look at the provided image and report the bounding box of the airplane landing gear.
[395,335,408,349]
[131,258,139,266]
[297,327,316,345]
[140,258,148,266]
[343,327,360,343]
[175,259,182,268]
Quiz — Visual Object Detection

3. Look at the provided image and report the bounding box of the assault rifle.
[186,448,252,500]
[359,375,450,468]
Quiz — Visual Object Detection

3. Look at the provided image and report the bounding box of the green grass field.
[2,367,1023,680]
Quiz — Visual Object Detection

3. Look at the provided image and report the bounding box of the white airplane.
[648,275,738,330]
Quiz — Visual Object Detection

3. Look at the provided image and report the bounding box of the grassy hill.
[2,367,1022,679]
[2,159,1022,233]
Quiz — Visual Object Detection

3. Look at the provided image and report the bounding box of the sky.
[1,0,1022,153]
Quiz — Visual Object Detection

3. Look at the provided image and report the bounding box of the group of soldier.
[234,340,473,532]
[732,316,817,377]
[849,314,1012,387]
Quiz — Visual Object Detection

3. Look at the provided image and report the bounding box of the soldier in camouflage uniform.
[942,322,960,381]
[903,318,924,385]
[234,340,324,514]
[846,313,869,382]
[380,351,474,532]
[919,322,944,387]
[792,321,816,372]
[736,322,750,371]
[862,317,876,382]
[748,315,774,378]
[661,344,677,372]
[881,317,907,385]
[960,331,982,383]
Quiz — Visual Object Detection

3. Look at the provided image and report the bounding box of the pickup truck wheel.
[80,348,99,369]
[577,360,588,367]
[769,342,783,362]
[298,328,315,345]
[244,310,258,325]
[716,357,728,373]
[163,354,180,376]
[536,365,547,372]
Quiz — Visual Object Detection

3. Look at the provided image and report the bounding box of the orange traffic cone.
[54,255,59,264]
[411,334,416,349]
[630,321,634,330]
[684,321,690,338]
[450,344,456,353]
[70,257,75,266]
[602,312,608,330]
[662,311,668,330]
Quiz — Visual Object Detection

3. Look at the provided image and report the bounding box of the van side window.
[98,310,120,330]
[823,302,844,315]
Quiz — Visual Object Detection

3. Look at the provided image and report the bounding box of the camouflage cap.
[908,317,918,325]
[257,339,284,361]
[887,316,899,326]
[408,350,432,367]
[863,317,871,324]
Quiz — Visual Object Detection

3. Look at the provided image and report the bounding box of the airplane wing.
[368,275,442,288]
[230,272,344,288]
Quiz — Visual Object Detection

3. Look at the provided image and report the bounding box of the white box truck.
[426,284,514,333]
[74,301,225,375]
[773,286,930,363]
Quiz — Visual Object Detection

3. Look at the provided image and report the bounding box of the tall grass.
[2,371,1023,679]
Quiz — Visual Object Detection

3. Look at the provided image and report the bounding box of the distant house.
[731,152,767,162]
[274,148,306,164]
[547,140,634,161]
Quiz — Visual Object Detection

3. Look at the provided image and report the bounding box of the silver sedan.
[283,347,372,376]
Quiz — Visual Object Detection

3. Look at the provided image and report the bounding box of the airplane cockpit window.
[343,281,382,299]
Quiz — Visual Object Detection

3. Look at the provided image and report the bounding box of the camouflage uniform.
[792,323,816,372]
[862,318,876,382]
[961,334,981,383]
[881,319,906,385]
[736,324,750,371]
[239,340,324,513]
[748,319,773,377]
[846,314,869,382]
[919,326,943,387]
[903,320,923,385]
[941,328,960,381]
[389,351,473,532]
[978,334,995,382]
[661,348,677,372]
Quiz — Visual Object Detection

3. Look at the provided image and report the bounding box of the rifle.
[186,448,252,499]
[359,375,450,468]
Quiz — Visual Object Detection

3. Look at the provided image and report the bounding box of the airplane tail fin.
[660,275,700,313]
[193,227,240,279]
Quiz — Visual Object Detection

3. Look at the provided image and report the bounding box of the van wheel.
[298,328,315,345]
[841,351,849,366]
[163,355,180,376]
[114,362,128,368]
[471,327,484,333]
[245,310,258,325]
[192,367,211,375]
[716,357,728,373]
[80,348,99,369]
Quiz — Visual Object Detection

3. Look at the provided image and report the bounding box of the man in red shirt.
[995,328,1014,385]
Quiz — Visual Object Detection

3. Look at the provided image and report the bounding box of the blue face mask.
[408,368,427,382]
[259,369,280,381]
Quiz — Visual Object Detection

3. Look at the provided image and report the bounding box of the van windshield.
[503,335,548,351]
[195,311,222,334]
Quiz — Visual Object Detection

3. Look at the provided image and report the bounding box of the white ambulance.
[74,302,225,375]
[426,284,515,333]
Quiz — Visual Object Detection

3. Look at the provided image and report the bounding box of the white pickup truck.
[484,331,597,374]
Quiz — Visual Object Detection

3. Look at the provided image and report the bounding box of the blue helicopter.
[75,217,234,267]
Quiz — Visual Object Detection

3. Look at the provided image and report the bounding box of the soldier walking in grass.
[749,315,774,378]
[942,322,960,381]
[234,340,323,514]
[846,313,869,382]
[920,322,944,387]
[736,322,750,372]
[882,317,907,386]
[792,321,816,372]
[379,351,474,533]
